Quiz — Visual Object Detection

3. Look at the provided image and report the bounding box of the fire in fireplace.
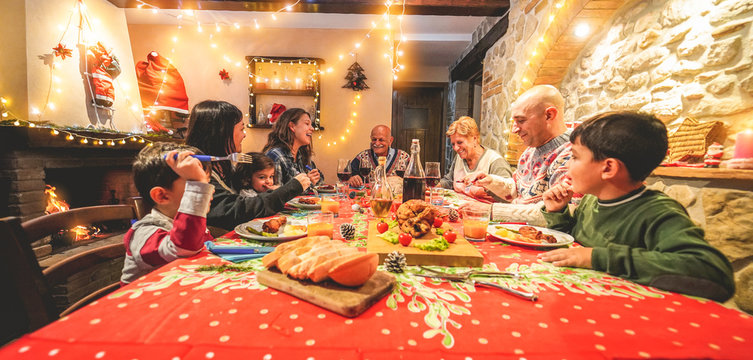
[44,185,106,247]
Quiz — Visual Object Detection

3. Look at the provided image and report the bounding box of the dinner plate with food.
[314,184,337,193]
[287,196,322,210]
[488,224,574,248]
[235,216,308,242]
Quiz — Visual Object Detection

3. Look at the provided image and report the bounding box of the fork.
[416,266,537,301]
[418,266,520,280]
[167,153,254,164]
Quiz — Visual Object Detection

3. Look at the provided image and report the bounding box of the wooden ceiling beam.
[107,0,510,16]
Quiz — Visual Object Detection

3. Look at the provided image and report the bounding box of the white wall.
[16,0,143,131]
[127,24,394,180]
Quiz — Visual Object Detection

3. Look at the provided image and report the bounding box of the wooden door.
[391,84,446,169]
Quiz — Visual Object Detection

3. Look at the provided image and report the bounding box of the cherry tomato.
[376,221,389,234]
[398,233,413,246]
[433,218,443,228]
[444,231,457,243]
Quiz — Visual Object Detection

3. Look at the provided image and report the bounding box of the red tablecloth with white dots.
[2,199,751,360]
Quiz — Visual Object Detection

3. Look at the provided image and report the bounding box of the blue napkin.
[205,241,275,263]
[216,253,267,262]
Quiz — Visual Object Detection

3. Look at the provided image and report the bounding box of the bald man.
[463,85,574,224]
[348,125,409,187]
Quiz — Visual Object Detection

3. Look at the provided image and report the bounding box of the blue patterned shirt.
[265,146,324,188]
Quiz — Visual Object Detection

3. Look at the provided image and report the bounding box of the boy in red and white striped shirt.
[121,143,214,285]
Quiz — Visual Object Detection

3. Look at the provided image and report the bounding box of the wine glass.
[359,160,372,186]
[336,159,351,197]
[395,164,406,178]
[425,162,440,188]
[425,162,442,206]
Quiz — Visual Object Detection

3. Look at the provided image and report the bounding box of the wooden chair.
[0,204,136,345]
[129,196,149,220]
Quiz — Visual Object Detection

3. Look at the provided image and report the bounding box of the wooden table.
[2,194,751,359]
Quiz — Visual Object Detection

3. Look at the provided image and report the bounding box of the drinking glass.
[307,212,335,238]
[320,196,340,216]
[430,187,444,206]
[461,208,490,241]
[425,162,440,189]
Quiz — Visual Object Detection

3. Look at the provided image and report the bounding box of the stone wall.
[479,0,588,162]
[561,0,753,155]
[474,0,753,310]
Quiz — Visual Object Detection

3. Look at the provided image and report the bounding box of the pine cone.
[384,251,407,273]
[448,208,459,222]
[339,223,356,240]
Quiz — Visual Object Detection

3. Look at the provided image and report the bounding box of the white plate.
[234,218,308,242]
[487,224,574,248]
[286,197,321,210]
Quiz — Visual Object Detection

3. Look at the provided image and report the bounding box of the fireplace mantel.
[0,125,178,150]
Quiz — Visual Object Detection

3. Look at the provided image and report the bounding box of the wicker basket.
[668,118,725,162]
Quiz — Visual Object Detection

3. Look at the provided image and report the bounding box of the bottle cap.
[411,139,419,143]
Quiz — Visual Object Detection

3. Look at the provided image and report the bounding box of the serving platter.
[234,218,308,242]
[365,221,484,267]
[487,224,574,248]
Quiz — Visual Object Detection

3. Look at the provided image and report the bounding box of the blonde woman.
[440,116,512,199]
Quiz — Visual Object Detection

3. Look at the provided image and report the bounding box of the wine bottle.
[402,139,426,202]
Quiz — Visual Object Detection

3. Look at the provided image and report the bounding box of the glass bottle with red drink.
[402,139,426,202]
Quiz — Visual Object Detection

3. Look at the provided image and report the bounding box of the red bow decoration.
[53,43,73,60]
[219,69,230,80]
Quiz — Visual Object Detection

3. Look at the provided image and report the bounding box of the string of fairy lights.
[130,0,407,148]
[1,0,411,148]
[499,0,567,139]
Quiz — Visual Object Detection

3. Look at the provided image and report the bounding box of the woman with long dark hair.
[185,100,310,232]
[262,108,323,188]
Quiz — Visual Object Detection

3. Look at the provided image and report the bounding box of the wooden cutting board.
[365,220,484,267]
[257,269,395,318]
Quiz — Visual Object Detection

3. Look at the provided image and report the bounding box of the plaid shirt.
[265,146,324,188]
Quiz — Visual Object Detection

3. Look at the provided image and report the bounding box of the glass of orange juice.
[307,212,335,238]
[461,208,490,241]
[320,197,340,216]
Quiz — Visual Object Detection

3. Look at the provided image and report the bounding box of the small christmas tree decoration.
[339,223,356,240]
[448,208,460,222]
[342,61,369,91]
[219,69,230,80]
[384,251,407,273]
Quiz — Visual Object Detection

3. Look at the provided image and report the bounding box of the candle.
[734,130,753,159]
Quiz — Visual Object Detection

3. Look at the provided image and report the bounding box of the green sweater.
[542,187,734,302]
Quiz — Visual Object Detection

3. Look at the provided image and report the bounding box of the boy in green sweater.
[539,112,734,301]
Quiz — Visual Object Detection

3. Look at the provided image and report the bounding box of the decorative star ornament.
[219,69,230,80]
[53,43,73,60]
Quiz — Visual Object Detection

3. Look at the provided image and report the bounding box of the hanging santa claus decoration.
[86,41,121,108]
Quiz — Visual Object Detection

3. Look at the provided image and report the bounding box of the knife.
[205,241,276,255]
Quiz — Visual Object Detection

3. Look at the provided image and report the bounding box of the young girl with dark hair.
[262,108,323,189]
[232,153,278,197]
[185,100,310,232]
